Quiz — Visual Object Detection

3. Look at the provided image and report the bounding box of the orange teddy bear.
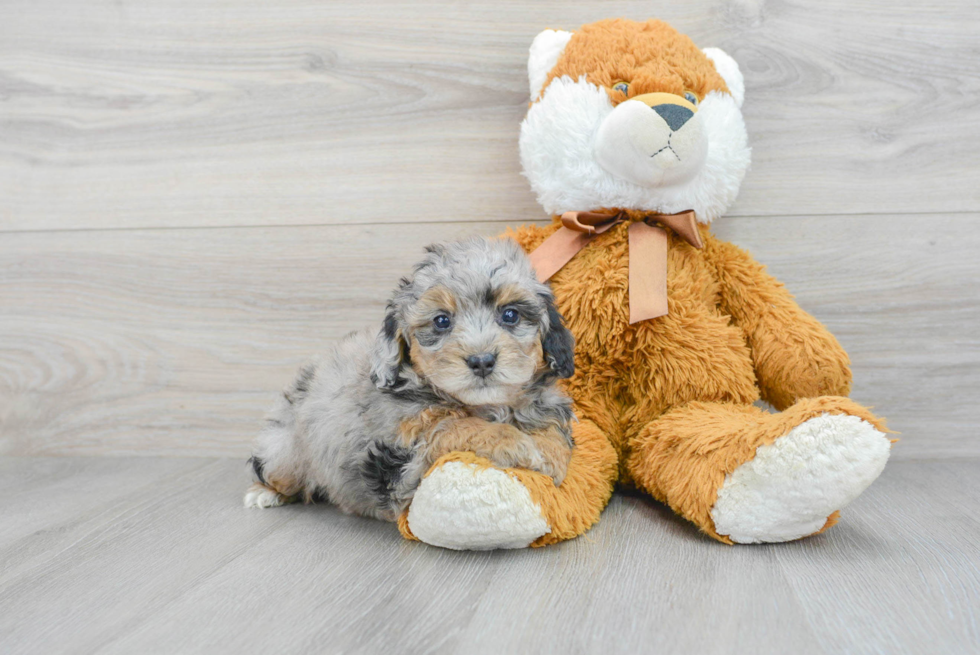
[399,18,891,548]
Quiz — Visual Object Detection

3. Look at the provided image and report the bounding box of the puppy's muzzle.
[466,353,496,378]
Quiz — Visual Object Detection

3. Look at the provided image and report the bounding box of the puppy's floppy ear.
[370,306,406,389]
[539,293,575,379]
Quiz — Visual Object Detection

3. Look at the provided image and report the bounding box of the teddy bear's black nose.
[466,353,496,378]
[652,103,694,131]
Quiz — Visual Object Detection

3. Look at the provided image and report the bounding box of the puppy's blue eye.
[501,308,520,325]
[613,82,629,95]
[433,315,452,331]
[684,91,698,106]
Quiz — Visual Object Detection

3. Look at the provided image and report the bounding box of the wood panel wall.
[2,0,977,458]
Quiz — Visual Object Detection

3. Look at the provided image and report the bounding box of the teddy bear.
[397,18,892,548]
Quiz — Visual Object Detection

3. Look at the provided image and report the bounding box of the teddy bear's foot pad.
[407,462,550,550]
[711,413,891,544]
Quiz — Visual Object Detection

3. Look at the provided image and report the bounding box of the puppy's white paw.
[711,413,891,544]
[244,483,287,509]
[510,445,547,475]
[408,462,550,550]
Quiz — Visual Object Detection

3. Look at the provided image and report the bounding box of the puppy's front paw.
[490,437,546,472]
[529,435,572,487]
[536,458,568,487]
[492,435,570,486]
[244,483,290,508]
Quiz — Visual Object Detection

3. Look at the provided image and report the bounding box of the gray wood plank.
[2,215,977,458]
[458,493,824,655]
[774,459,980,654]
[1,0,978,231]
[0,457,977,654]
[0,457,215,583]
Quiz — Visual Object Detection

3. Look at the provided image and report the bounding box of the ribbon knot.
[528,209,703,324]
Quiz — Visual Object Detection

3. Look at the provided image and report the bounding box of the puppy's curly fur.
[244,237,577,520]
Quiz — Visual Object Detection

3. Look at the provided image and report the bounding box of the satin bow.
[528,210,703,323]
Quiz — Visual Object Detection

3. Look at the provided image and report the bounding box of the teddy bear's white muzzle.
[594,97,708,188]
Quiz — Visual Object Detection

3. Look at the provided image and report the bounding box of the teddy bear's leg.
[399,418,618,550]
[626,397,892,544]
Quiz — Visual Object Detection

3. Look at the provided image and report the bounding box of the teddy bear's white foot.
[407,462,550,550]
[710,413,891,544]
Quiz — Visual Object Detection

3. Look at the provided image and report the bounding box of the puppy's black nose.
[466,353,496,378]
[652,103,693,131]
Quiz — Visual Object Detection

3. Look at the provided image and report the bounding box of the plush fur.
[528,29,573,100]
[401,18,892,548]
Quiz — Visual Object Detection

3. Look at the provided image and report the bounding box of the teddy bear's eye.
[684,91,699,106]
[612,82,630,95]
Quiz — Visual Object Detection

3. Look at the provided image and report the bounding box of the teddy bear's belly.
[514,222,760,429]
[556,257,761,435]
[565,303,759,415]
[627,308,759,409]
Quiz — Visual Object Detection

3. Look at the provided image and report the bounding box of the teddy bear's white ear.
[703,47,745,108]
[528,29,573,100]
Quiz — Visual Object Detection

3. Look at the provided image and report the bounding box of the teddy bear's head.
[519,19,750,223]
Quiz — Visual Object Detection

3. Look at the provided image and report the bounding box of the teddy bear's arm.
[704,233,852,410]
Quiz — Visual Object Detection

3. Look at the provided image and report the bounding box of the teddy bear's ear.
[528,29,573,101]
[703,47,745,108]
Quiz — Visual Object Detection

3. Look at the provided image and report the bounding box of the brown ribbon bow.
[528,210,703,324]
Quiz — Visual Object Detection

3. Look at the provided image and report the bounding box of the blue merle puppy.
[244,236,576,521]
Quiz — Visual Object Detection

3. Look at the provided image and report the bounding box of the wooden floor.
[3,0,980,653]
[0,456,977,654]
